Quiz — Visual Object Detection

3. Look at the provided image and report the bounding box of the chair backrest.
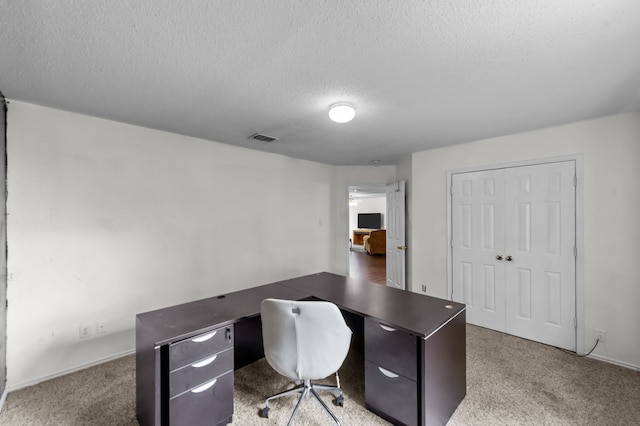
[370,229,386,241]
[261,298,352,381]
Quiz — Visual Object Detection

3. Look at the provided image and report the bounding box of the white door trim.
[446,154,585,354]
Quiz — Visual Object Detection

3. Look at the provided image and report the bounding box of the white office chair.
[259,298,352,425]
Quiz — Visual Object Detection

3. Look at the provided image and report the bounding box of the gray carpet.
[1,325,639,425]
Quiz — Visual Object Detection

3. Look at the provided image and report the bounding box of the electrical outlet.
[421,285,427,292]
[97,321,107,335]
[79,324,92,339]
[596,329,606,343]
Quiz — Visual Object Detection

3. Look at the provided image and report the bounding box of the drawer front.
[169,371,234,426]
[169,325,233,371]
[365,360,417,426]
[364,317,417,380]
[170,348,234,398]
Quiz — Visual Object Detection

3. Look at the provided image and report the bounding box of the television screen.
[358,213,382,229]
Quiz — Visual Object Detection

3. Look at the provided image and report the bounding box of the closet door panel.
[451,170,506,332]
[504,162,576,350]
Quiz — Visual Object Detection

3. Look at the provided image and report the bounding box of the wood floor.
[349,246,386,285]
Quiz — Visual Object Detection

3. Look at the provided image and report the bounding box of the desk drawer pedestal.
[364,312,466,426]
[168,325,234,426]
[365,361,417,426]
[365,318,418,425]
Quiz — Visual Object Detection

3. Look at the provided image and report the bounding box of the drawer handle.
[190,378,217,393]
[191,354,218,368]
[192,330,217,343]
[379,324,397,332]
[378,366,400,379]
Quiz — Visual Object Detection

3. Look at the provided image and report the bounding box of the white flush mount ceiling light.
[329,103,356,123]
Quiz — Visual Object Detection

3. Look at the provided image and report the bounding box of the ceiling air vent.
[249,133,279,143]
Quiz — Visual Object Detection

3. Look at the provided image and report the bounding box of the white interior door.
[451,161,576,350]
[0,97,6,402]
[504,162,576,350]
[451,169,506,331]
[386,181,406,290]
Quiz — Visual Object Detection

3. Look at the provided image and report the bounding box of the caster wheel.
[336,395,344,407]
[259,407,270,418]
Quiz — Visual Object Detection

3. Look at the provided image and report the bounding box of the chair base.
[259,379,344,426]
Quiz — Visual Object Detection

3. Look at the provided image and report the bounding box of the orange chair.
[363,229,386,255]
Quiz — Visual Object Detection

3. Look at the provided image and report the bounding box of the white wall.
[410,112,640,369]
[6,101,340,388]
[349,196,386,240]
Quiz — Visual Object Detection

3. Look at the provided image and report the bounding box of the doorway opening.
[348,184,386,285]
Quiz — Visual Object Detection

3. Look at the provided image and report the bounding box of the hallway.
[348,246,386,285]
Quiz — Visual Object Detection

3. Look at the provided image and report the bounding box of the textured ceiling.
[1,1,639,166]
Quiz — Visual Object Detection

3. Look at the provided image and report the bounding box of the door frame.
[446,154,585,354]
[0,95,6,408]
[347,181,407,287]
[346,183,388,280]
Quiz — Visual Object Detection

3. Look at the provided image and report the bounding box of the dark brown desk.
[136,272,466,426]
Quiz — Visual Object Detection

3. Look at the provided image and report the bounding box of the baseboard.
[6,348,135,392]
[588,353,640,371]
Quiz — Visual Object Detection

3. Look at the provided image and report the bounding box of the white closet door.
[451,169,506,331]
[504,162,576,350]
[451,161,576,351]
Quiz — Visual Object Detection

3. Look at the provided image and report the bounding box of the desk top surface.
[137,272,465,346]
[279,273,464,338]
